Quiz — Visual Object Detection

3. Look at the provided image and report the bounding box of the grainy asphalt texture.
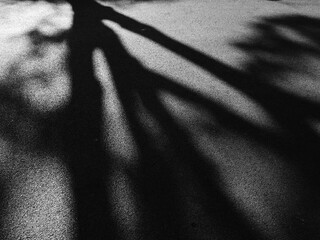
[1,0,320,239]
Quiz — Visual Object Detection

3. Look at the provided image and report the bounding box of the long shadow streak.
[60,12,119,240]
[100,8,320,184]
[67,2,320,239]
[96,19,264,240]
[95,6,320,238]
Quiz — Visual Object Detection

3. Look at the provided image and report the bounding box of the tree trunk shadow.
[61,12,119,240]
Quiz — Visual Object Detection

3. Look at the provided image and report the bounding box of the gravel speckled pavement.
[1,0,320,239]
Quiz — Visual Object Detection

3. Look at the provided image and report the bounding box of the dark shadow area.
[94,21,262,240]
[0,183,5,239]
[232,15,320,175]
[65,1,265,239]
[98,25,267,240]
[101,11,320,239]
[59,9,119,240]
[64,1,320,239]
[2,0,320,239]
[99,6,320,186]
[233,16,320,239]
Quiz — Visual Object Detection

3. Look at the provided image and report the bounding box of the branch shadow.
[60,10,119,240]
[66,2,320,240]
[100,6,320,185]
[94,21,263,239]
[232,15,320,176]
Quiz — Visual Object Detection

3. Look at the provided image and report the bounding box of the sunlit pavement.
[1,0,320,239]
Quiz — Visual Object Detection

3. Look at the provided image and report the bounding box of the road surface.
[1,0,320,239]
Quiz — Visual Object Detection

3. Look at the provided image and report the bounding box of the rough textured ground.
[1,0,320,239]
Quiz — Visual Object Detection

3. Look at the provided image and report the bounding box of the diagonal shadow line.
[99,7,320,181]
[137,87,262,240]
[97,8,320,238]
[99,7,320,111]
[99,6,320,163]
[70,2,320,143]
[232,15,320,181]
[95,24,190,240]
[100,7,320,161]
[95,19,266,240]
[90,6,288,144]
[96,4,320,176]
[264,15,320,44]
[68,2,320,238]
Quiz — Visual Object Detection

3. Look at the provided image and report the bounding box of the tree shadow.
[65,1,266,239]
[96,7,320,239]
[233,16,320,238]
[38,2,320,240]
[99,6,320,186]
[94,21,264,239]
[233,15,320,174]
[60,8,119,240]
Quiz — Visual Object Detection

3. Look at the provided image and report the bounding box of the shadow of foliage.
[59,9,120,240]
[65,1,320,239]
[2,1,320,239]
[233,15,320,182]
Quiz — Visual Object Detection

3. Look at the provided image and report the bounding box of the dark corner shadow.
[233,15,320,177]
[66,1,320,239]
[231,15,320,238]
[0,183,4,239]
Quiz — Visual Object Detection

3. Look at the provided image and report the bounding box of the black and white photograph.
[0,0,320,239]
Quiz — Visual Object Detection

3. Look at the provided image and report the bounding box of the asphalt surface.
[1,0,320,239]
